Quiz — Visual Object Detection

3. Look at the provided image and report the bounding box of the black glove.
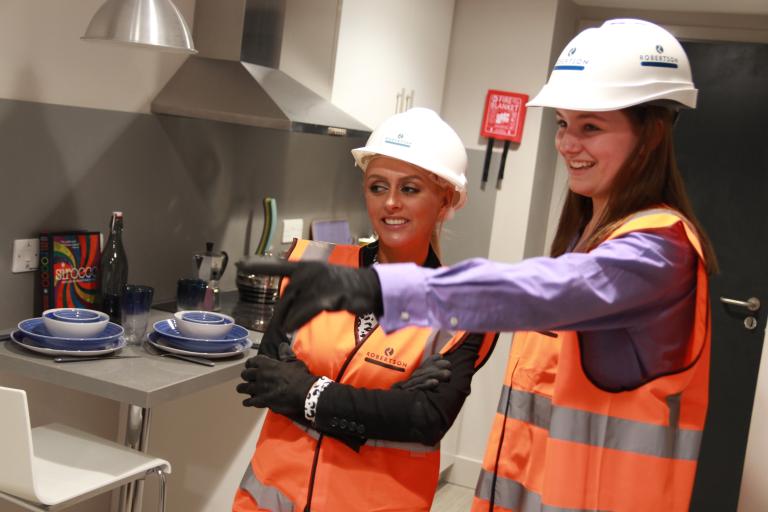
[237,342,318,416]
[391,354,452,391]
[237,258,383,334]
[256,320,289,359]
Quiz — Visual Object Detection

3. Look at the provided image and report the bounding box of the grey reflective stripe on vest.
[475,470,608,512]
[291,420,438,452]
[497,386,702,460]
[291,420,321,440]
[297,240,335,262]
[239,462,295,512]
[366,438,438,452]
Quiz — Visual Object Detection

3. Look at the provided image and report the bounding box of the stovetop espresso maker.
[193,242,228,311]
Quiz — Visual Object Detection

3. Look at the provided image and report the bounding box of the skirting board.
[440,454,482,489]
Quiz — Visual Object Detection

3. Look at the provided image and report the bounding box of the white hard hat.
[528,19,697,111]
[351,108,468,210]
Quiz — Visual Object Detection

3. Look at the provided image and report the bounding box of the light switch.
[12,238,39,273]
[282,218,304,244]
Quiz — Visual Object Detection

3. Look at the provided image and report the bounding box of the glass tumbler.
[120,285,154,345]
[176,278,209,311]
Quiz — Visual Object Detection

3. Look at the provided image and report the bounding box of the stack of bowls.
[16,308,124,351]
[150,311,249,354]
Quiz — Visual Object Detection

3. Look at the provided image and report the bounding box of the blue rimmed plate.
[11,330,127,356]
[152,319,249,353]
[147,331,251,359]
[17,317,124,350]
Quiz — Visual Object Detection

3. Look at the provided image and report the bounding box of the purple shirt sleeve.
[374,224,697,334]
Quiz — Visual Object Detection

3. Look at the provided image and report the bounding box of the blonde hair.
[427,173,456,260]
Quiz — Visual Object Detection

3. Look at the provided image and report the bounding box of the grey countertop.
[0,310,263,408]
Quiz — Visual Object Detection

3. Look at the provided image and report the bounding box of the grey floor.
[431,482,474,511]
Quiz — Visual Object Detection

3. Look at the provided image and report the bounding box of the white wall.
[438,0,579,486]
[0,0,195,113]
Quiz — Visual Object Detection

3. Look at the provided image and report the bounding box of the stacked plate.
[147,311,251,359]
[12,308,126,356]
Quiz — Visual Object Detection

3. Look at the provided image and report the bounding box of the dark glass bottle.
[99,211,129,323]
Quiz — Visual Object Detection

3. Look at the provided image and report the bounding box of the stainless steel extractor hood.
[151,0,370,137]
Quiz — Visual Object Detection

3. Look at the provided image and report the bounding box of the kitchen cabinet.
[330,0,456,129]
[282,0,455,129]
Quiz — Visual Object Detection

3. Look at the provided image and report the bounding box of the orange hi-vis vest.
[472,209,711,512]
[235,240,496,512]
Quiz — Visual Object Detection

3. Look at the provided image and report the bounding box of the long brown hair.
[549,105,718,273]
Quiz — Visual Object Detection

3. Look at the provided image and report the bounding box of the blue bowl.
[153,319,248,353]
[47,309,103,323]
[180,311,233,325]
[17,318,124,350]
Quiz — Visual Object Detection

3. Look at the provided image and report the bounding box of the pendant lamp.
[82,0,197,54]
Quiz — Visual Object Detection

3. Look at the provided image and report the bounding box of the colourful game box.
[38,231,101,313]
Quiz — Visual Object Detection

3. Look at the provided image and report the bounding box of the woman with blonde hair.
[233,108,497,512]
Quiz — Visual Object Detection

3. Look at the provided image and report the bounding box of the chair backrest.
[0,386,40,502]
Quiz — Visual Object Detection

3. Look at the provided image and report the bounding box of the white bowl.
[42,308,110,338]
[173,311,235,339]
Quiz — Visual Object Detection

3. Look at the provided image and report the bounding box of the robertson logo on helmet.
[553,47,589,71]
[384,132,412,148]
[640,43,679,68]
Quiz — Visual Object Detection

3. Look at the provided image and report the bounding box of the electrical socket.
[282,218,304,244]
[12,238,39,273]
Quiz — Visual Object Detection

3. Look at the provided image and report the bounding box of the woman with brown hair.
[242,19,717,512]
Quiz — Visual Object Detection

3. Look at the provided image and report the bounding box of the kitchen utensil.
[42,308,109,338]
[176,278,209,311]
[179,311,230,324]
[50,309,103,322]
[173,311,234,339]
[11,330,128,356]
[53,355,141,363]
[18,318,124,350]
[121,284,154,345]
[159,353,215,367]
[147,331,250,359]
[193,242,229,311]
[255,197,277,256]
[152,319,248,352]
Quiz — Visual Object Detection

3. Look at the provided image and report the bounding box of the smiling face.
[555,109,639,212]
[364,156,451,263]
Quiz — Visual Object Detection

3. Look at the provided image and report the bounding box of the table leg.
[119,405,153,512]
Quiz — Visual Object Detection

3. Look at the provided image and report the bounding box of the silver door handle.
[719,296,761,312]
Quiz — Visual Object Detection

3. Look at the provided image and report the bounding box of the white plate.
[11,330,127,356]
[147,331,251,359]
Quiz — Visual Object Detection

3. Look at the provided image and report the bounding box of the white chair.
[0,386,170,511]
